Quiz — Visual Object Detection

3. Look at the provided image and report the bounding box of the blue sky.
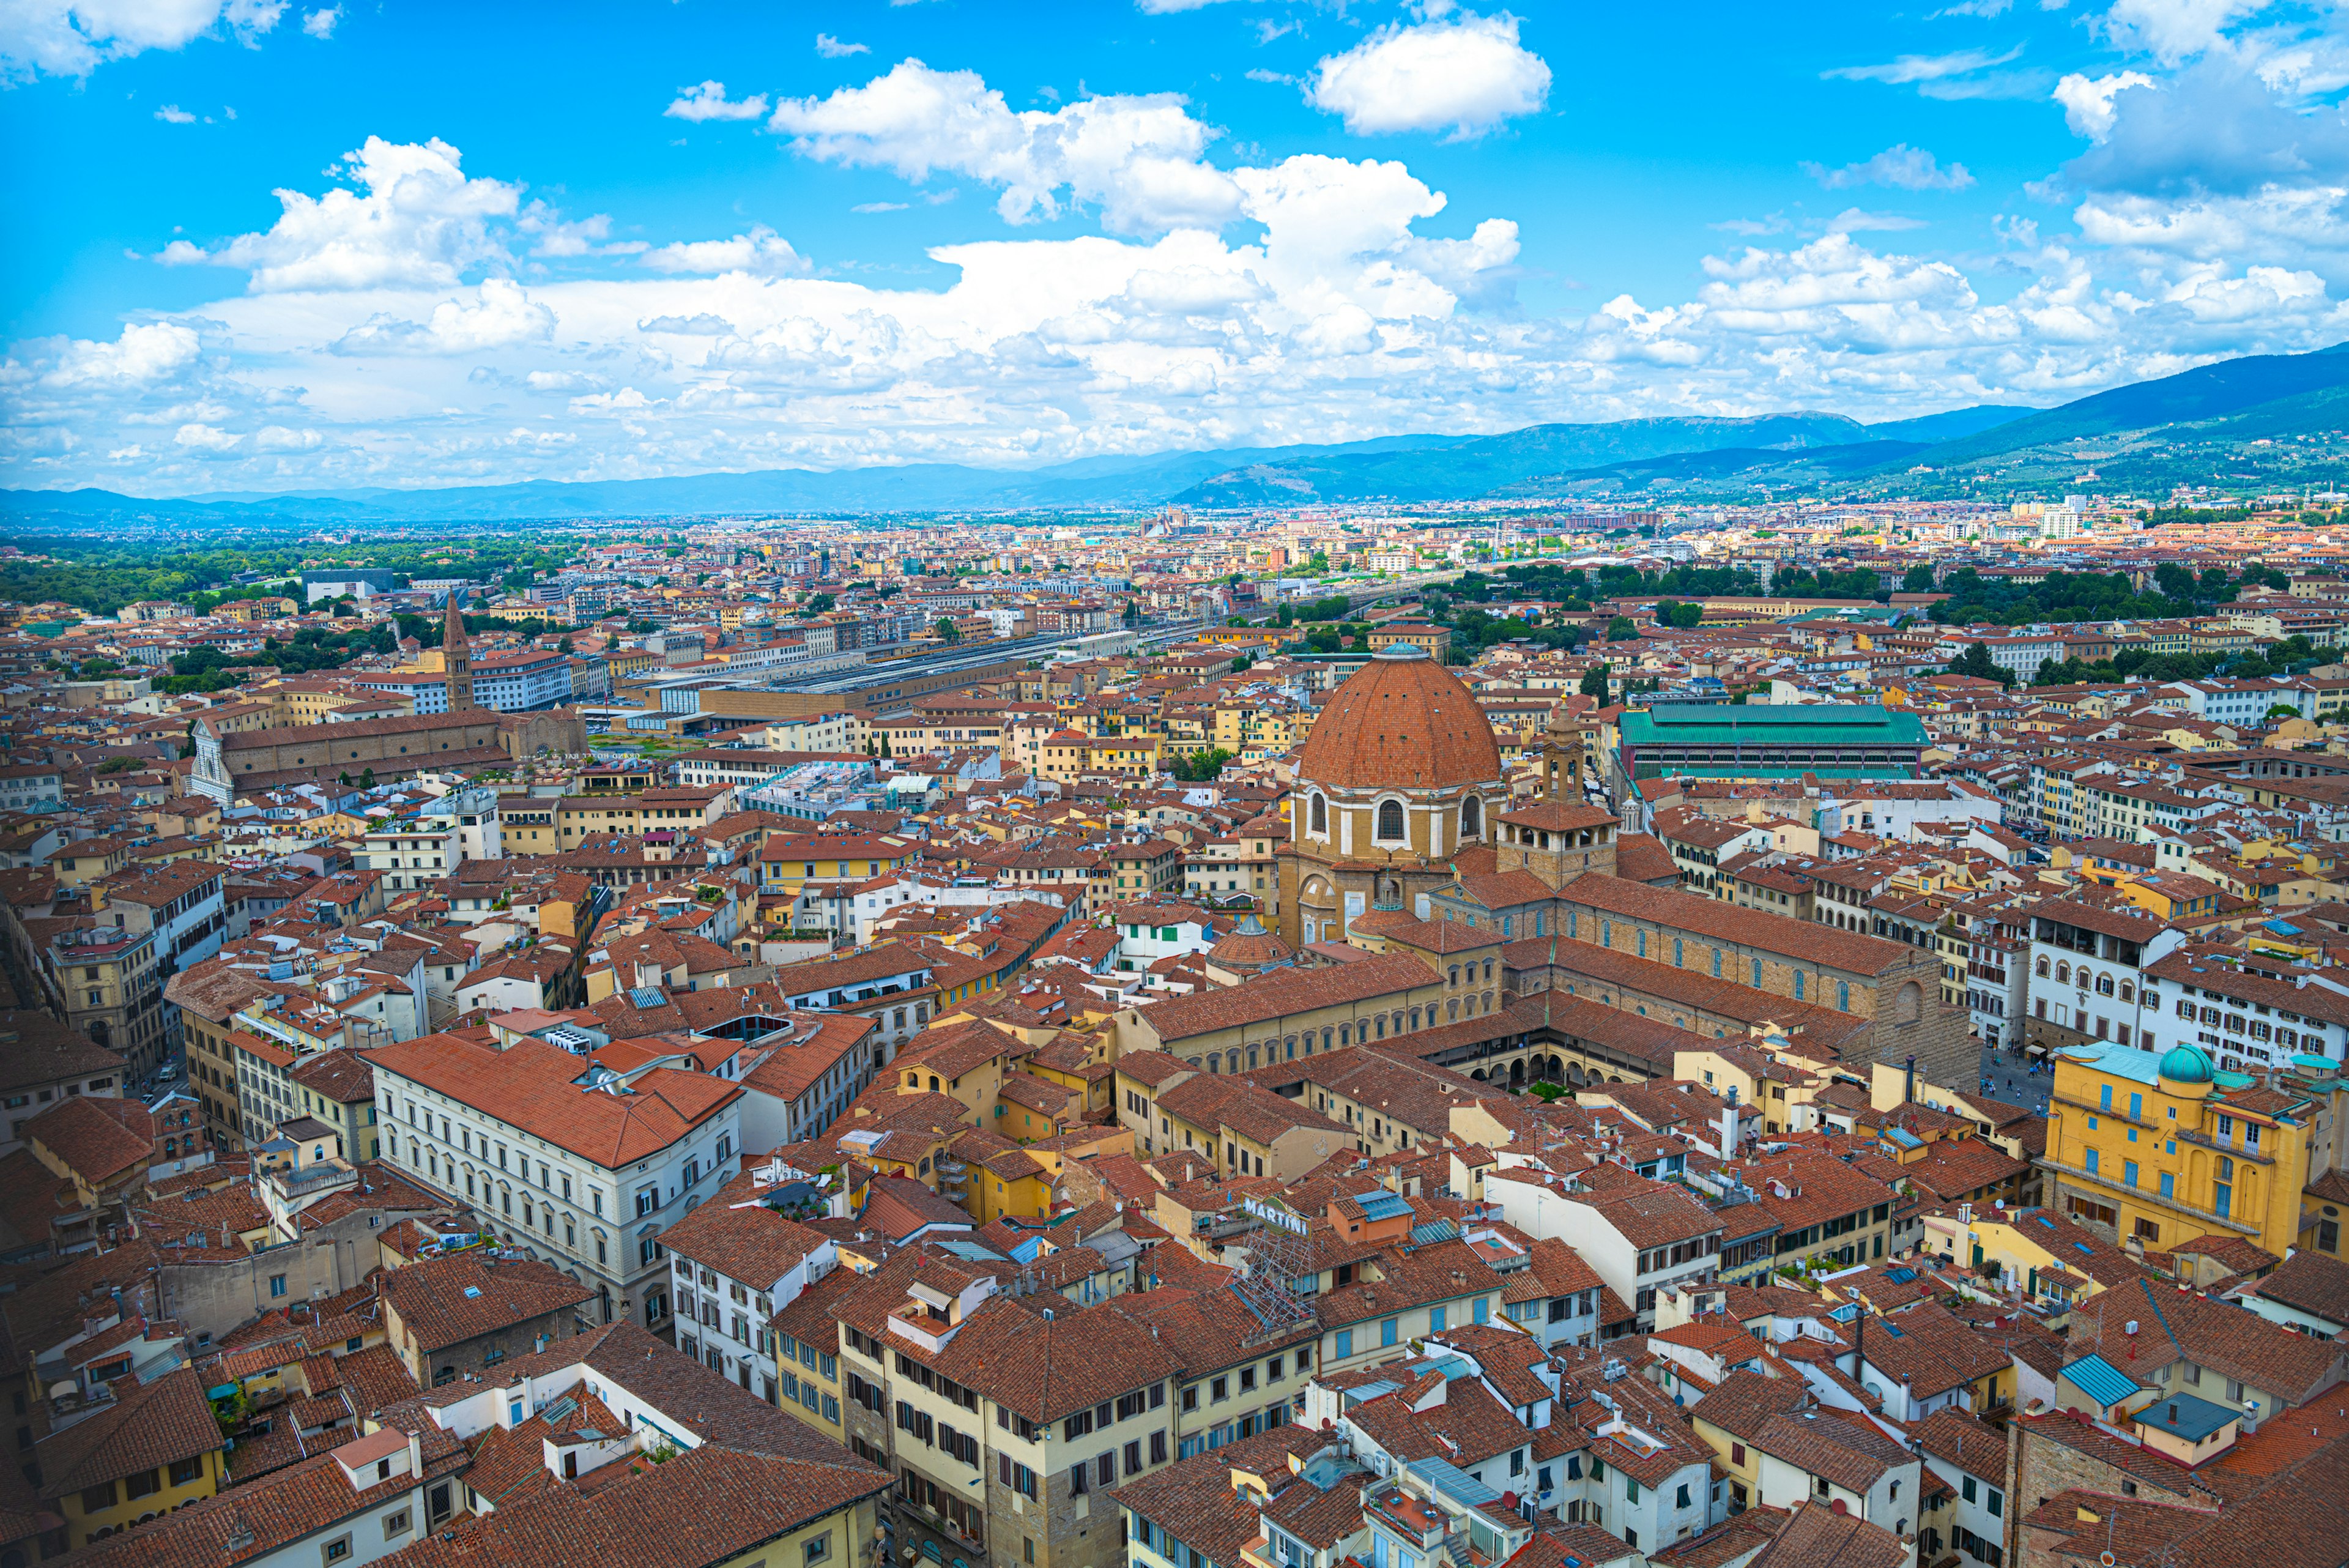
[4,0,2347,496]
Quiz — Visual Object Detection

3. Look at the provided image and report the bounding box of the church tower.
[443,591,475,712]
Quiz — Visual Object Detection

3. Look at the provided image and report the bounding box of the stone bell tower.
[443,591,475,713]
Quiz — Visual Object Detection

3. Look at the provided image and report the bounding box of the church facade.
[1279,644,1973,1090]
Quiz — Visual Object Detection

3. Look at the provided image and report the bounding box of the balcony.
[267,1159,358,1202]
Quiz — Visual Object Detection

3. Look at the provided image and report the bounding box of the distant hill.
[1165,414,1878,507]
[18,341,2349,521]
[0,433,1483,524]
[1889,344,2349,472]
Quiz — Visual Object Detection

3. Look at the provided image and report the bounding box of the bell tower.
[1540,704,1590,802]
[443,591,475,713]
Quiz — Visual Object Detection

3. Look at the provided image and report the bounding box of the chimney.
[1720,1088,1739,1161]
[406,1429,422,1476]
[1904,1055,1917,1107]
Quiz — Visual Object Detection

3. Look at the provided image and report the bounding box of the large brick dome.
[1298,643,1502,792]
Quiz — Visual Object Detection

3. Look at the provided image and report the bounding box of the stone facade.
[1542,881,1972,1090]
[191,708,587,803]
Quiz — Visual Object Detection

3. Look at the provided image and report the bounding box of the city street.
[1976,1041,2051,1115]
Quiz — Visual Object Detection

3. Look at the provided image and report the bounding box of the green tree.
[1579,662,1611,700]
[1901,564,1935,594]
[1949,641,2005,683]
[1655,600,1703,630]
[933,617,962,644]
[1605,615,1638,642]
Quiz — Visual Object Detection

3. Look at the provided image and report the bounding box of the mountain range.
[9,341,2348,524]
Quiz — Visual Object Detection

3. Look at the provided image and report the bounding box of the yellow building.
[2045,1040,2316,1260]
[37,1367,227,1548]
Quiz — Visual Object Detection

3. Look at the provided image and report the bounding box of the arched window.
[2120,981,2135,1003]
[1376,800,1406,842]
[2035,955,2050,977]
[2096,973,2115,996]
[1310,793,1327,834]
[1751,959,1763,987]
[1636,931,1648,959]
[1208,1052,1222,1073]
[1894,981,1923,1024]
[1375,1016,1386,1039]
[1601,919,1613,946]
[1448,999,1460,1021]
[1461,795,1482,839]
[1673,938,1684,967]
[1449,965,1461,987]
[1340,1025,1352,1047]
[2055,962,2071,986]
[1793,972,1806,1001]
[1411,1007,1423,1029]
[1712,948,1724,978]
[1837,980,1850,1012]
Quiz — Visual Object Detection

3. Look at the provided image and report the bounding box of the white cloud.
[173,422,242,452]
[1,0,286,78]
[330,279,558,355]
[815,32,867,57]
[638,226,809,276]
[1304,11,1551,138]
[2100,0,2273,64]
[41,322,203,387]
[1824,208,1932,232]
[300,6,338,37]
[769,60,1245,234]
[161,135,521,291]
[1825,43,2023,85]
[853,201,910,212]
[2054,69,2159,136]
[665,80,769,122]
[20,62,2349,499]
[154,103,196,123]
[1802,144,1976,191]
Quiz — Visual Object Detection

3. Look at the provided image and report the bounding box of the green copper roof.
[1618,702,1929,749]
[1632,764,1923,781]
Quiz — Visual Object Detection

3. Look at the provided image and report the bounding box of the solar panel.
[628,986,666,1009]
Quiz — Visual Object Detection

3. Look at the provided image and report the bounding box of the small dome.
[1209,913,1293,970]
[1296,642,1502,792]
[2157,1044,2214,1084]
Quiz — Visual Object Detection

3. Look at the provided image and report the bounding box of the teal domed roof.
[2157,1044,2214,1084]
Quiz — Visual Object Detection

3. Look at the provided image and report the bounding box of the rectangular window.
[1335,1329,1353,1358]
[1381,1317,1398,1347]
